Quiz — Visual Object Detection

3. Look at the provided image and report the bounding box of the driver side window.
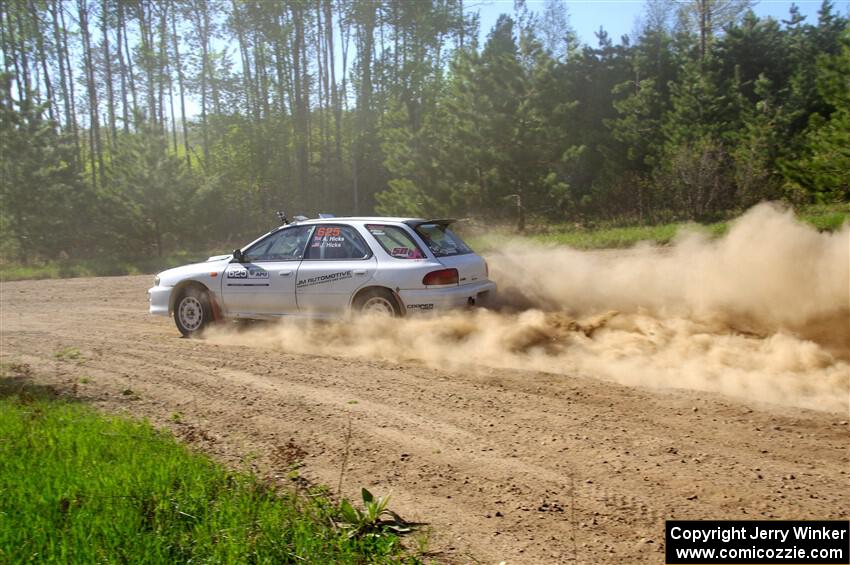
[243,226,312,262]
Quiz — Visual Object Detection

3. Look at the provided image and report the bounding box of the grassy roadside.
[468,202,850,251]
[0,373,418,564]
[2,203,847,281]
[0,249,225,282]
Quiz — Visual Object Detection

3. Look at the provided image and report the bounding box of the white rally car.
[149,216,496,336]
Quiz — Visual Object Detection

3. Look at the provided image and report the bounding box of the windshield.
[414,223,473,257]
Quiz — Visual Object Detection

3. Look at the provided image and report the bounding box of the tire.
[353,288,402,317]
[174,286,212,337]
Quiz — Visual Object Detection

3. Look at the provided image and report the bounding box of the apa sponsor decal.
[296,270,353,289]
[227,267,269,279]
[226,266,270,286]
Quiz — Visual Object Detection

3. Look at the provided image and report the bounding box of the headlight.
[154,276,161,287]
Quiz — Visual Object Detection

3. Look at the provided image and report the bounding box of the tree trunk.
[353,5,376,214]
[0,7,12,77]
[115,2,129,133]
[100,0,116,143]
[189,1,210,162]
[166,42,177,152]
[157,2,168,132]
[256,38,270,122]
[58,1,80,161]
[230,0,255,119]
[78,0,104,187]
[49,0,72,131]
[13,9,31,104]
[290,2,308,207]
[324,0,343,192]
[170,3,190,168]
[29,0,56,123]
[119,0,138,128]
[136,1,156,125]
[316,0,329,204]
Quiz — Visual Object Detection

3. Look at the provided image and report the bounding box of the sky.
[470,0,846,45]
[175,1,848,120]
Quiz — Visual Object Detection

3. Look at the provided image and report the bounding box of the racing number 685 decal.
[315,227,341,238]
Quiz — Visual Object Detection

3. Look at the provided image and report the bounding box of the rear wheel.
[174,286,212,337]
[353,288,402,317]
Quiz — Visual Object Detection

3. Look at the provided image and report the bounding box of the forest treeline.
[0,0,848,261]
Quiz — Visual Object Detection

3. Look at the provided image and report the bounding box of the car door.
[295,224,377,314]
[221,225,313,316]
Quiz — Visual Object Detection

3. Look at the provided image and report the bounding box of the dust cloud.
[207,203,850,413]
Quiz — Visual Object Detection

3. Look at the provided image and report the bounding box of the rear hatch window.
[414,224,473,257]
[414,223,486,285]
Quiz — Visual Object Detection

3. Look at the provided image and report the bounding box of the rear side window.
[304,225,371,260]
[366,224,426,259]
[414,224,473,257]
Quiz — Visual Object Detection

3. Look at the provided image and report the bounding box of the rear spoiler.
[404,218,456,229]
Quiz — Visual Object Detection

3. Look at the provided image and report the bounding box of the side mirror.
[232,249,244,263]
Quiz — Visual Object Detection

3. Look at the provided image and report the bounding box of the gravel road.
[1,274,847,564]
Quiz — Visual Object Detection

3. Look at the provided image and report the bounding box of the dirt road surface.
[1,275,848,564]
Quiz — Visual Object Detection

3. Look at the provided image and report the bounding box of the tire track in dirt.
[2,275,848,564]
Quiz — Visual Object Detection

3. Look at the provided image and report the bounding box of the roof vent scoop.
[292,215,309,222]
[318,213,335,219]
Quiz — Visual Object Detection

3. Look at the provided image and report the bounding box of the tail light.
[422,268,458,286]
[484,260,489,277]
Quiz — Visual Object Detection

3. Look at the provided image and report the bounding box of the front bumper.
[398,281,496,313]
[148,285,173,316]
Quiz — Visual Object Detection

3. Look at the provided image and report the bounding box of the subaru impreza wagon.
[148,216,496,336]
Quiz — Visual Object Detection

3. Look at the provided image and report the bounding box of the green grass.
[0,249,225,282]
[0,379,416,564]
[527,221,728,249]
[798,202,850,231]
[53,347,83,361]
[469,203,849,251]
[467,221,728,251]
[3,204,848,280]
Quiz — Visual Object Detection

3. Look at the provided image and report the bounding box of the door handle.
[279,270,292,276]
[353,269,367,275]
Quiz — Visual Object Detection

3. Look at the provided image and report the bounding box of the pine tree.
[782,29,850,201]
[101,120,197,257]
[0,74,90,260]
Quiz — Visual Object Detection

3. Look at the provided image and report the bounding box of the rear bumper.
[148,286,172,317]
[398,281,496,313]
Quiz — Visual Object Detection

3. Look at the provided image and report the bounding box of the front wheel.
[353,288,402,317]
[174,287,212,337]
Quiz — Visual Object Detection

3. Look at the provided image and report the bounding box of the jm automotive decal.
[297,270,353,289]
